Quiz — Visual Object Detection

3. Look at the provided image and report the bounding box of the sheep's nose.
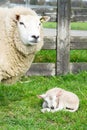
[51,106,54,109]
[32,35,39,40]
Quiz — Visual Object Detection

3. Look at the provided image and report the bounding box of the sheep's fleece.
[0,7,48,84]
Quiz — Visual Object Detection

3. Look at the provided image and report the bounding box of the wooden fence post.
[56,0,71,75]
[25,0,30,7]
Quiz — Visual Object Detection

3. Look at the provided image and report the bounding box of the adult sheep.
[0,6,49,84]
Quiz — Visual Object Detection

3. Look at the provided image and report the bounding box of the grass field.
[0,72,87,130]
[34,50,87,63]
[43,22,87,30]
[0,22,87,129]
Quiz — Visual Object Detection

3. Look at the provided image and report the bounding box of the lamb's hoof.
[41,108,51,113]
[41,109,46,113]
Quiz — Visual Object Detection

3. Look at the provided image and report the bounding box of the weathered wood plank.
[71,7,87,22]
[26,63,55,76]
[71,15,87,22]
[26,62,87,76]
[71,8,87,16]
[43,36,87,50]
[56,0,71,75]
[70,62,87,73]
[70,36,87,50]
[71,36,87,43]
[43,37,56,50]
[33,6,87,22]
[71,42,87,50]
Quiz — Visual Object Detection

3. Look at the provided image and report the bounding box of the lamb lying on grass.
[38,87,79,113]
[0,7,49,84]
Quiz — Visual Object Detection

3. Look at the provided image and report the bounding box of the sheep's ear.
[37,94,46,99]
[56,90,62,97]
[15,14,20,21]
[40,16,50,23]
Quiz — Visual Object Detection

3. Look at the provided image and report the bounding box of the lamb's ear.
[37,94,46,99]
[15,14,20,21]
[56,90,62,97]
[40,16,50,23]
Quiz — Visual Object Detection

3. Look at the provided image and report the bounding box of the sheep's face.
[16,14,49,46]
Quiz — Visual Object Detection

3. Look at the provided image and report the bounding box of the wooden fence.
[26,0,87,76]
[32,6,87,22]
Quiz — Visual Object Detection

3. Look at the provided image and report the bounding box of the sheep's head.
[15,14,50,46]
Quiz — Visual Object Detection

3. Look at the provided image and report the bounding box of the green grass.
[43,22,56,29]
[0,72,87,129]
[70,50,87,62]
[0,22,87,129]
[43,22,87,30]
[34,50,87,63]
[34,50,56,63]
[71,22,87,30]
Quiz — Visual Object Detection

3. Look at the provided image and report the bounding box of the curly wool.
[0,7,43,84]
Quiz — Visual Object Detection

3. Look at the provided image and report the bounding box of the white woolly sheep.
[0,7,49,84]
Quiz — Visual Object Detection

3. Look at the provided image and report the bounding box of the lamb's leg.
[50,102,64,113]
[41,101,51,113]
[41,106,64,113]
[41,108,51,113]
[42,101,48,108]
[50,106,64,113]
[65,107,77,112]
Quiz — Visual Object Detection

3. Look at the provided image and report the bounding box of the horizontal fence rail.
[43,36,87,50]
[32,6,87,22]
[2,2,87,22]
[26,63,55,76]
[26,34,87,76]
[27,63,87,76]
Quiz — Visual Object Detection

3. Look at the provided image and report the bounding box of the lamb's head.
[38,88,62,110]
[16,14,49,46]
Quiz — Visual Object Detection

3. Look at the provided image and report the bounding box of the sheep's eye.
[19,22,24,25]
[19,22,26,28]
